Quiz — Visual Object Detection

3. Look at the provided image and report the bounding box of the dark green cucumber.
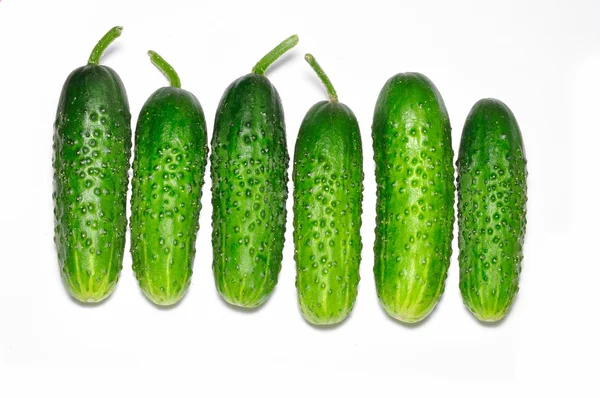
[293,54,363,324]
[211,35,297,307]
[457,98,527,322]
[53,27,131,303]
[130,51,208,306]
[372,73,455,323]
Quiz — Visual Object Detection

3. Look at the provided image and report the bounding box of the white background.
[0,0,597,396]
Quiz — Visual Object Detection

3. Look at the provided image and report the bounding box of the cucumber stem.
[305,53,338,102]
[88,26,123,65]
[148,50,181,88]
[252,35,299,75]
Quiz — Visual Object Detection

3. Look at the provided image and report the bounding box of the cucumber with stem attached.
[293,53,363,325]
[130,51,208,306]
[211,35,298,308]
[53,26,131,303]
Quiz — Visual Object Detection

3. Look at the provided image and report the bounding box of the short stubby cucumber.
[211,35,298,308]
[457,98,527,322]
[293,54,363,325]
[372,73,455,323]
[130,51,208,306]
[53,27,131,303]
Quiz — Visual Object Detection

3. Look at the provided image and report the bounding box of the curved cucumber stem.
[252,35,299,75]
[88,26,123,65]
[148,50,181,88]
[305,53,338,102]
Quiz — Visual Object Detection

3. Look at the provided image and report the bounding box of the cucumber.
[457,98,527,322]
[130,51,208,306]
[53,27,131,303]
[372,73,455,323]
[211,35,298,307]
[293,54,363,324]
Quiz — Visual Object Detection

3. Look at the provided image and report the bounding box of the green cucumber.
[372,73,455,323]
[130,51,208,306]
[293,54,363,324]
[457,98,527,322]
[211,35,298,307]
[53,27,131,303]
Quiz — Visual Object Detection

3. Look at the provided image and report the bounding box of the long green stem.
[305,53,338,102]
[88,26,123,65]
[148,50,181,88]
[252,35,299,75]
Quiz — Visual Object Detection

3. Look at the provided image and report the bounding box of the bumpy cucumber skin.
[293,101,363,325]
[457,99,527,322]
[130,87,208,306]
[53,65,131,303]
[372,73,455,323]
[211,73,289,308]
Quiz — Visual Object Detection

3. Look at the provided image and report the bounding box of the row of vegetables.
[53,27,527,325]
